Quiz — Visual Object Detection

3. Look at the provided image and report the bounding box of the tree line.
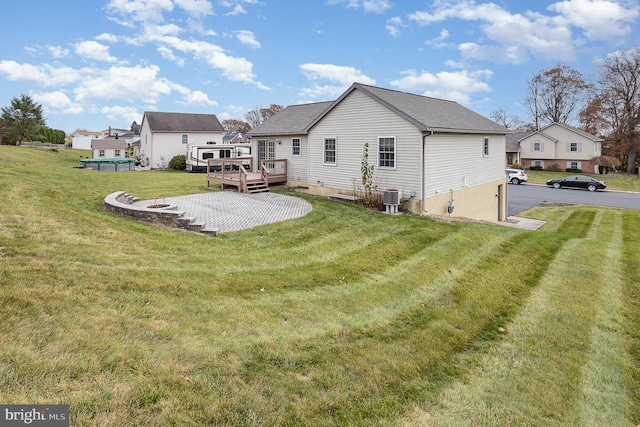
[492,47,640,173]
[0,94,66,145]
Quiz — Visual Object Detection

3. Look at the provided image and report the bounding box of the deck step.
[246,181,269,193]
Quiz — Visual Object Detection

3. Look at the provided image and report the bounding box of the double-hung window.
[483,137,490,157]
[292,138,301,156]
[115,149,121,157]
[324,138,336,165]
[99,149,105,157]
[533,140,542,152]
[181,134,189,144]
[378,137,396,168]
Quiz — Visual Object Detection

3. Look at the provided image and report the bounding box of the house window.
[115,149,121,157]
[181,134,189,144]
[568,161,581,169]
[533,140,542,151]
[292,138,301,156]
[378,137,395,168]
[533,160,544,168]
[99,149,105,157]
[483,137,489,157]
[324,138,336,165]
[568,142,581,152]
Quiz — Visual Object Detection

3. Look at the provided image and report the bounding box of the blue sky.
[1,0,638,133]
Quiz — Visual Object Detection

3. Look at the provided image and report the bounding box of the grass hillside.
[1,145,638,426]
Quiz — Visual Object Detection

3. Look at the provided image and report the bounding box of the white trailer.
[186,143,252,172]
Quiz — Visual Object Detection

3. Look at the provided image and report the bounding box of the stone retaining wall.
[103,191,217,236]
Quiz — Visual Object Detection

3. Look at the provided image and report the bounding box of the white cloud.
[225,5,247,15]
[329,0,393,13]
[407,1,577,63]
[32,91,84,115]
[96,33,120,43]
[181,90,218,106]
[174,0,213,18]
[386,16,404,37]
[363,0,393,14]
[235,30,260,48]
[74,41,118,62]
[0,61,81,86]
[74,64,173,104]
[105,0,175,23]
[157,46,185,65]
[100,105,142,124]
[548,0,639,40]
[47,46,70,58]
[390,69,492,104]
[298,63,376,100]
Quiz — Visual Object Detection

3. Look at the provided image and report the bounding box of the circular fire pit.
[147,203,171,209]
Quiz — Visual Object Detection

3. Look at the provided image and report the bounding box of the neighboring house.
[519,122,603,173]
[506,132,528,166]
[223,133,252,144]
[249,83,509,222]
[139,111,225,168]
[91,139,127,158]
[72,130,101,150]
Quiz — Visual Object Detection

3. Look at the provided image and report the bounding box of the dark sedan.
[546,175,606,191]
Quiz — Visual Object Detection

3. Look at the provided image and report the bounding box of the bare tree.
[593,47,640,173]
[244,106,262,128]
[260,104,283,121]
[489,107,528,131]
[524,63,589,128]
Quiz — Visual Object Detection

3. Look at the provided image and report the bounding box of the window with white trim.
[181,134,189,144]
[324,138,336,165]
[378,137,395,168]
[567,142,582,152]
[99,149,105,157]
[483,137,489,157]
[533,140,542,151]
[115,149,121,157]
[568,161,581,169]
[292,138,301,156]
[533,160,544,168]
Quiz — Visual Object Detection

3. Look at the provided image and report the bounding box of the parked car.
[546,175,606,191]
[506,168,528,184]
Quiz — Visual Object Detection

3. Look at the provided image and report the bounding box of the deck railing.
[259,159,287,183]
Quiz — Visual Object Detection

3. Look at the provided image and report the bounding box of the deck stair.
[246,179,269,193]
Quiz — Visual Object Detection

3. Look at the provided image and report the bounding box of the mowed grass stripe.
[622,210,640,421]
[207,231,566,426]
[578,210,632,426]
[403,207,625,426]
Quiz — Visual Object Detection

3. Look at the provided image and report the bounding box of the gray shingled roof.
[91,139,127,150]
[302,83,507,134]
[248,101,333,136]
[506,131,529,152]
[143,111,224,132]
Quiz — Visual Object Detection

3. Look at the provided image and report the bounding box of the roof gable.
[538,122,603,142]
[248,101,333,136]
[305,83,508,134]
[142,111,224,133]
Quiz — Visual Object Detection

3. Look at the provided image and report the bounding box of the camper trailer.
[186,142,252,172]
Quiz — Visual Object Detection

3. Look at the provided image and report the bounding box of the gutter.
[422,131,433,214]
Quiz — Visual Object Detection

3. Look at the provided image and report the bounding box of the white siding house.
[250,83,509,222]
[139,112,225,169]
[519,122,603,173]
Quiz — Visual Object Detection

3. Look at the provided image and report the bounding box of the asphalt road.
[507,182,640,217]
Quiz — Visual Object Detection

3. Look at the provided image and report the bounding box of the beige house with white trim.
[249,83,509,223]
[519,122,603,173]
[91,139,127,159]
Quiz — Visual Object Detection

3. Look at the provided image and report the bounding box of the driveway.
[507,183,640,216]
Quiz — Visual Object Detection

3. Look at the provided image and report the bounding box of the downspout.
[422,131,433,214]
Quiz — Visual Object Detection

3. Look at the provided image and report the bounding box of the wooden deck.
[206,158,287,193]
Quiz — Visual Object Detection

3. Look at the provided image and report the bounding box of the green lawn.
[526,169,640,191]
[1,145,639,426]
